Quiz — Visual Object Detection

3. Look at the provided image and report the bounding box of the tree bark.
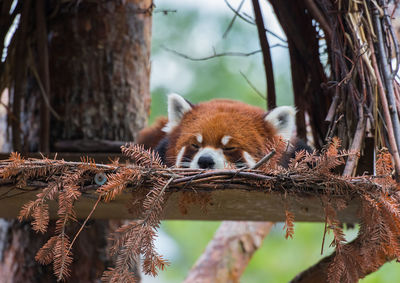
[184,221,273,283]
[269,0,330,148]
[48,0,151,145]
[0,0,151,282]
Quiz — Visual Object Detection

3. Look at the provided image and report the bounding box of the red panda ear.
[163,93,193,133]
[264,106,296,141]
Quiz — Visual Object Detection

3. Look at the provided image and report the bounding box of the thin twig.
[223,0,245,39]
[252,149,276,169]
[66,194,102,257]
[29,56,61,120]
[224,0,254,25]
[172,170,273,184]
[342,103,365,176]
[325,90,339,123]
[162,45,262,60]
[162,44,287,62]
[224,0,287,43]
[320,214,328,255]
[239,71,265,99]
[153,9,177,15]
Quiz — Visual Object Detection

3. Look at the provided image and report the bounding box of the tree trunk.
[269,0,330,148]
[0,0,151,281]
[48,0,151,144]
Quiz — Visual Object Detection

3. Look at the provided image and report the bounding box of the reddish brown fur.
[165,99,277,166]
[136,117,168,150]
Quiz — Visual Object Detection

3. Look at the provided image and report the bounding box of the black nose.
[198,155,215,169]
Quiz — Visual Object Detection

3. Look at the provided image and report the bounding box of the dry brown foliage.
[0,141,398,282]
[283,210,295,239]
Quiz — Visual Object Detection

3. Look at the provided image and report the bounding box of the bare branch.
[304,0,332,40]
[224,0,287,43]
[369,33,400,174]
[373,6,400,164]
[251,0,276,109]
[222,0,245,39]
[342,103,365,176]
[162,46,262,61]
[153,9,177,15]
[252,149,276,169]
[239,71,266,99]
[382,5,400,78]
[183,221,273,283]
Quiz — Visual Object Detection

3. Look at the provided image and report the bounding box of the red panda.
[138,93,303,169]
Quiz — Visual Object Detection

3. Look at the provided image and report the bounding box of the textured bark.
[48,0,151,144]
[269,0,330,148]
[0,0,151,282]
[184,221,273,283]
[0,220,112,283]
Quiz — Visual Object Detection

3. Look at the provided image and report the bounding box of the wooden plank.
[0,152,363,223]
[0,184,360,222]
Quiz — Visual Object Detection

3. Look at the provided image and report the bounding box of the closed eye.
[191,144,200,149]
[223,147,236,151]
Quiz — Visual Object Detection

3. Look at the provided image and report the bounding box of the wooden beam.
[0,152,369,223]
[0,184,360,222]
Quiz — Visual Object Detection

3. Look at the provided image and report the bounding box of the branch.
[251,0,276,109]
[183,221,273,283]
[162,45,287,62]
[2,145,400,282]
[342,103,365,176]
[290,231,395,283]
[239,71,266,100]
[0,152,386,222]
[369,34,400,175]
[162,46,264,61]
[224,0,287,43]
[373,5,400,156]
[304,0,332,40]
[153,9,177,15]
[382,6,400,78]
[222,0,245,39]
[252,149,276,169]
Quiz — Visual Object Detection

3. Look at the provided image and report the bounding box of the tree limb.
[183,221,273,283]
[251,0,276,110]
[223,0,287,43]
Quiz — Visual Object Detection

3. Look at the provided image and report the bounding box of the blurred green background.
[147,1,400,282]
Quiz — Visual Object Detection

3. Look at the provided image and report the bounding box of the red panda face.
[162,94,296,169]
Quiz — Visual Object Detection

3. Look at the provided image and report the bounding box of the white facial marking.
[190,147,227,169]
[221,135,231,146]
[196,134,203,144]
[243,151,256,168]
[175,146,186,167]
